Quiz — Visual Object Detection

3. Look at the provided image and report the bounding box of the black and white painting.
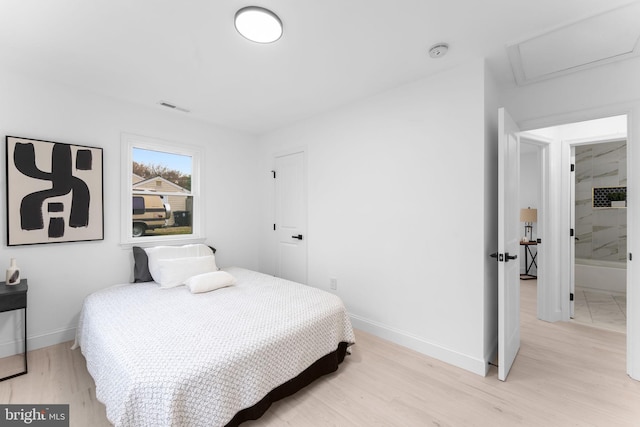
[6,136,104,245]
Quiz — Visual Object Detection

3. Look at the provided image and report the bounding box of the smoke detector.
[429,43,449,59]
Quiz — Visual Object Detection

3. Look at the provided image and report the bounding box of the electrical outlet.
[329,277,337,290]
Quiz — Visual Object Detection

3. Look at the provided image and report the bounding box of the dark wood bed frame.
[226,342,350,426]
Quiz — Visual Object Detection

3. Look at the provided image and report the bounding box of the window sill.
[120,235,206,249]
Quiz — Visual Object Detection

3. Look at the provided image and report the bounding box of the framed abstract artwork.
[6,136,104,245]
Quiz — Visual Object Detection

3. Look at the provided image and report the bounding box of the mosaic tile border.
[592,186,627,208]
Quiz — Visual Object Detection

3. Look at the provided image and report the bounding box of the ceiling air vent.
[158,101,190,113]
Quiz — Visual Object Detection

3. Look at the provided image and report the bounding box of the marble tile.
[575,226,592,243]
[575,191,592,204]
[575,241,592,260]
[583,290,615,303]
[593,168,620,188]
[591,142,621,187]
[592,141,624,162]
[572,287,626,333]
[589,301,624,318]
[575,198,592,221]
[575,171,592,186]
[575,144,593,157]
[575,148,592,168]
[592,226,620,260]
[614,295,627,316]
[589,308,626,332]
[574,140,626,263]
[573,304,592,326]
[617,208,628,225]
[618,161,627,185]
[575,146,593,165]
[573,301,589,316]
[593,209,620,228]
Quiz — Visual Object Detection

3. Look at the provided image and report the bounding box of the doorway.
[519,140,542,280]
[571,137,627,333]
[523,114,628,332]
[502,108,637,381]
[517,134,553,323]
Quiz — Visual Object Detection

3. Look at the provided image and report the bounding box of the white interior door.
[274,150,307,284]
[498,107,521,381]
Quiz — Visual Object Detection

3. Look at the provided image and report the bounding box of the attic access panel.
[507,2,640,85]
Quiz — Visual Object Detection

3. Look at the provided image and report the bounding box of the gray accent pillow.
[133,246,153,283]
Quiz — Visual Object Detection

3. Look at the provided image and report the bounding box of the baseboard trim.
[2,319,490,377]
[349,313,488,376]
[0,327,76,359]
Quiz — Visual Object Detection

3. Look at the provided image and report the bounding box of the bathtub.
[574,258,626,294]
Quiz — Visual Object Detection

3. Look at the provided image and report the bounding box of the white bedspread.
[75,267,355,427]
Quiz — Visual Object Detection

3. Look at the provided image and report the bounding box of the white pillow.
[145,244,214,283]
[185,271,236,293]
[153,255,217,288]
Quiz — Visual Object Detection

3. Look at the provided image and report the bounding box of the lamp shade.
[520,208,537,223]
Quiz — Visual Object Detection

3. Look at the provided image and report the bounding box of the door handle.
[490,252,504,262]
[292,234,303,240]
[505,252,517,262]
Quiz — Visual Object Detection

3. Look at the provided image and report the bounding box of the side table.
[0,279,28,381]
[520,242,537,280]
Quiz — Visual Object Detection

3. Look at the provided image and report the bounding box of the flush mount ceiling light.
[235,6,283,43]
[428,43,449,58]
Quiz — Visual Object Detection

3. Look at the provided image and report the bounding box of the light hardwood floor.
[1,280,640,426]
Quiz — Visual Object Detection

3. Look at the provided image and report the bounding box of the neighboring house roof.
[132,173,146,184]
[132,175,189,193]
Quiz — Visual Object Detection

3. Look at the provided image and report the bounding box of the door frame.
[519,104,636,380]
[563,135,628,319]
[518,135,554,321]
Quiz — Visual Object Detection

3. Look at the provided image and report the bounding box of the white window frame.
[120,132,204,247]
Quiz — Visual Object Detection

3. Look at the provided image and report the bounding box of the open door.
[498,107,521,381]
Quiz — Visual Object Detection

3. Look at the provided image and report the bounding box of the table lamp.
[520,207,537,242]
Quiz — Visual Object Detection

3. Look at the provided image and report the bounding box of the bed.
[75,245,355,426]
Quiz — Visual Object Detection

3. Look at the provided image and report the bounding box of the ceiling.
[0,0,637,134]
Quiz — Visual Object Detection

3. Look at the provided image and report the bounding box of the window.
[121,133,203,245]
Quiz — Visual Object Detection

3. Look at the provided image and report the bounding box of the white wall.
[502,55,640,379]
[519,151,540,214]
[0,70,261,356]
[503,57,640,129]
[257,60,496,375]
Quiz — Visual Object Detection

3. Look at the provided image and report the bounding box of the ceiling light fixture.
[234,6,283,44]
[428,43,449,58]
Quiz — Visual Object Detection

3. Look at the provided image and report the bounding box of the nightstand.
[519,242,537,280]
[0,279,28,381]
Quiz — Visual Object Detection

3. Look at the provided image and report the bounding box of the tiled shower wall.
[575,140,627,262]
